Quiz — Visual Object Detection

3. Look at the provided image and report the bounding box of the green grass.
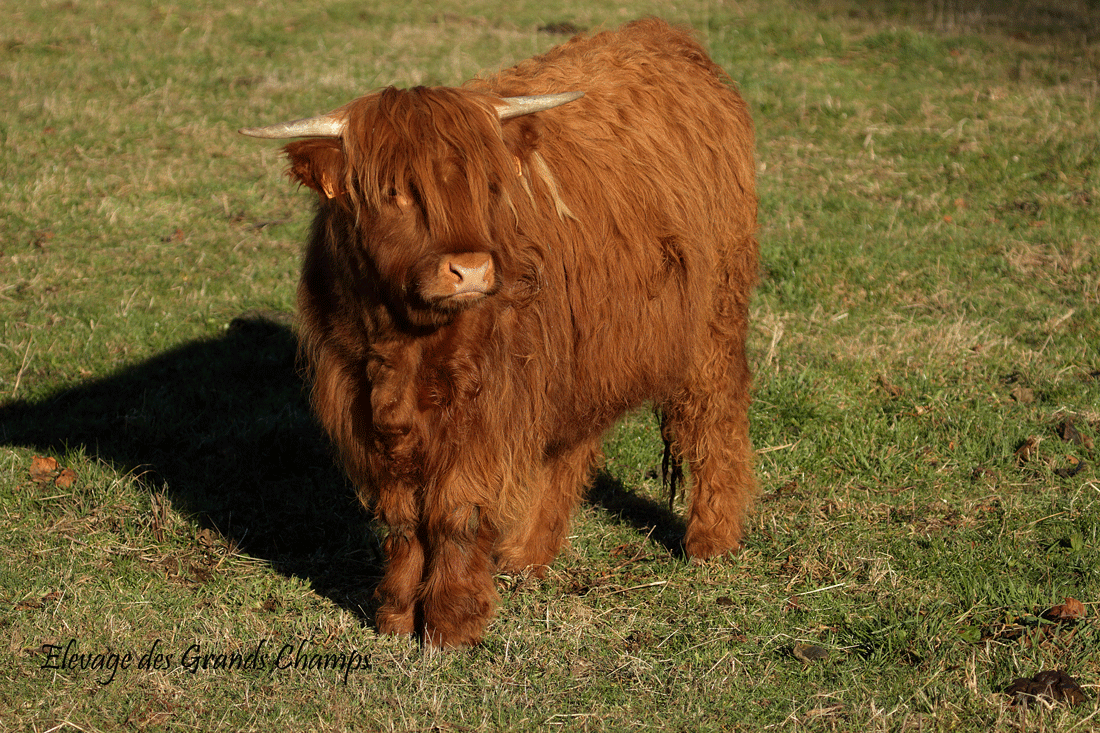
[2,0,1099,730]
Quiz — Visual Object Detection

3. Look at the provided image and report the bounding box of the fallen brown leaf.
[15,591,62,611]
[1054,458,1086,479]
[190,564,214,583]
[196,528,219,549]
[1043,597,1087,622]
[1014,436,1040,465]
[54,468,77,489]
[971,466,997,481]
[623,630,654,652]
[1059,420,1084,445]
[793,643,829,664]
[1011,386,1035,404]
[29,455,60,484]
[877,374,904,398]
[1005,670,1086,707]
[1058,418,1094,451]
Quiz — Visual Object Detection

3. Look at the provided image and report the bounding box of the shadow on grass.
[0,308,686,611]
[0,310,384,621]
[588,471,687,558]
[0,310,687,619]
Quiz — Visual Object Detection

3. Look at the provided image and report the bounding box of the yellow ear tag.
[319,171,341,199]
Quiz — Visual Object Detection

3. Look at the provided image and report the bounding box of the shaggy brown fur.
[278,18,758,648]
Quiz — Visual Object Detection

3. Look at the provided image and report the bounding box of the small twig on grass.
[1026,510,1068,527]
[1066,704,1100,733]
[251,219,290,230]
[794,582,847,596]
[757,441,800,454]
[764,320,785,369]
[43,720,90,733]
[11,337,33,396]
[702,651,733,677]
[604,580,668,595]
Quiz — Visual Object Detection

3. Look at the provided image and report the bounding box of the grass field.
[2,0,1098,730]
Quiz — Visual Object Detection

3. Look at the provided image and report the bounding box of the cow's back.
[469,18,758,430]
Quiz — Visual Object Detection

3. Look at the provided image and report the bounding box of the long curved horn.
[238,110,347,139]
[494,91,584,120]
[238,90,585,139]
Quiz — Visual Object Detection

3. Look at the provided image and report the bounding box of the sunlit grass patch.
[2,0,1099,730]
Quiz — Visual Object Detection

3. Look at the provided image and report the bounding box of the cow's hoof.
[683,531,742,561]
[376,606,416,636]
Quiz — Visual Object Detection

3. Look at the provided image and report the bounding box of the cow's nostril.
[442,254,494,295]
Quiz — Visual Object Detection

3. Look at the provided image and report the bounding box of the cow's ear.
[284,139,347,199]
[500,115,542,158]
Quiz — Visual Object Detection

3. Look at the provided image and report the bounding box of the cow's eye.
[385,185,414,210]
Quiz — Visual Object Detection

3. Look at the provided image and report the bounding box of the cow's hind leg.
[496,439,599,575]
[664,317,756,559]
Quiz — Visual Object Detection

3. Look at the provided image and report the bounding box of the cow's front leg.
[419,502,498,648]
[374,484,424,636]
[496,438,600,576]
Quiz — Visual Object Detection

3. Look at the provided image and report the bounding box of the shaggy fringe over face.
[342,88,518,241]
[282,18,758,648]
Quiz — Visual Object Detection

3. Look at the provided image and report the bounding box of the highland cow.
[240,18,758,648]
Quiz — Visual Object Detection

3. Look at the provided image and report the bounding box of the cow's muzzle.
[432,252,496,302]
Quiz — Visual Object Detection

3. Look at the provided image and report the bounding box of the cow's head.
[241,88,582,327]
